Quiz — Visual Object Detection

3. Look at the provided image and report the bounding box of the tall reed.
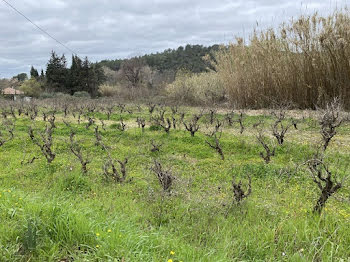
[214,9,350,109]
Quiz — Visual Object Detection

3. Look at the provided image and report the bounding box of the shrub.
[39,92,55,99]
[149,125,162,131]
[166,70,225,105]
[99,84,120,97]
[54,92,71,98]
[20,78,43,98]
[73,91,91,98]
[98,83,152,100]
[60,173,91,193]
[39,92,71,99]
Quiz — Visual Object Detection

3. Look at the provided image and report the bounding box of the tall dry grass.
[166,70,225,105]
[214,9,350,109]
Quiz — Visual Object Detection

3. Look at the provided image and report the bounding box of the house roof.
[2,87,24,95]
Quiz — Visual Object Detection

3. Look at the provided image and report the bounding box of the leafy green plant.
[21,219,38,254]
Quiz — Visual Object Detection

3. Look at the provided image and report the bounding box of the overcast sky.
[0,0,348,78]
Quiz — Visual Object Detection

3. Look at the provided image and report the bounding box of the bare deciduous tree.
[232,175,252,203]
[158,106,166,123]
[117,103,126,113]
[1,110,8,119]
[171,115,177,129]
[21,156,38,165]
[256,130,275,164]
[183,115,200,137]
[214,120,222,133]
[116,118,126,131]
[103,157,129,183]
[87,104,96,113]
[318,99,343,151]
[193,109,204,122]
[77,106,84,124]
[159,118,171,134]
[94,126,105,149]
[170,105,178,115]
[236,112,245,134]
[28,125,55,163]
[17,105,23,116]
[136,117,146,132]
[9,105,16,119]
[148,103,156,115]
[225,111,234,126]
[208,108,217,125]
[62,103,69,118]
[151,140,163,152]
[0,120,14,147]
[85,116,95,129]
[305,158,344,214]
[206,133,225,160]
[179,112,185,123]
[150,160,175,192]
[271,109,297,145]
[69,131,90,174]
[100,120,106,131]
[48,114,56,129]
[42,111,48,122]
[121,57,145,89]
[105,105,114,120]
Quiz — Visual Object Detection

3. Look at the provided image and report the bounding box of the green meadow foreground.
[0,102,350,261]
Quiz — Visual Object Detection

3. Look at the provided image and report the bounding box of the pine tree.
[80,57,101,97]
[46,51,68,93]
[68,55,83,95]
[30,66,39,79]
[40,70,45,81]
[41,51,105,96]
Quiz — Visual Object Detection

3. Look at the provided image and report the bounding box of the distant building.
[1,87,25,100]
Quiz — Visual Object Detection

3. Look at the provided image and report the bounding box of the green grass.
[0,106,350,261]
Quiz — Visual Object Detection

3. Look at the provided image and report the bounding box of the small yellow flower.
[170,251,175,255]
[96,245,100,248]
[96,233,100,236]
[167,259,173,262]
[107,229,112,233]
[8,190,11,193]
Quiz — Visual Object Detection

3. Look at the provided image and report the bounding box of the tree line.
[98,44,220,73]
[15,52,105,98]
[7,44,221,98]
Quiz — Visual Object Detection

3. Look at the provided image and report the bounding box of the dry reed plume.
[214,9,350,109]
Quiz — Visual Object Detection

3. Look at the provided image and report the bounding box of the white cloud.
[0,0,348,77]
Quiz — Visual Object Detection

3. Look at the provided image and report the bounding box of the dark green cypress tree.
[46,51,68,93]
[79,57,105,97]
[39,70,45,81]
[68,55,83,95]
[30,66,39,79]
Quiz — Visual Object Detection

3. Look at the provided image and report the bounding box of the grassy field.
[0,104,349,261]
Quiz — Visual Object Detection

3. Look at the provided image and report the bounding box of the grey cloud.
[0,0,348,77]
